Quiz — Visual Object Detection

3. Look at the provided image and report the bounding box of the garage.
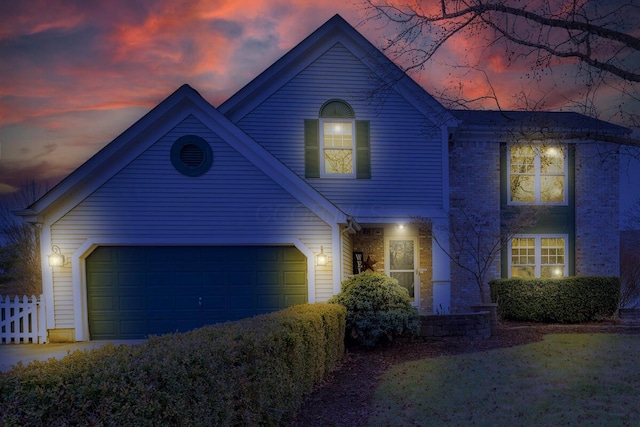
[86,246,307,340]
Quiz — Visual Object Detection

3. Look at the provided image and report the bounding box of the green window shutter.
[304,119,320,178]
[356,120,371,179]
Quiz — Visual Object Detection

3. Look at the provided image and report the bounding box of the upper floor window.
[508,145,567,204]
[322,120,355,176]
[510,235,567,278]
[304,100,370,179]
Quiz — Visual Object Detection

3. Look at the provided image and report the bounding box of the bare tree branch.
[367,0,640,81]
[414,204,549,303]
[363,0,640,132]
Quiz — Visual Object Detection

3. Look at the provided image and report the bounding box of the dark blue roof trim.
[450,110,630,135]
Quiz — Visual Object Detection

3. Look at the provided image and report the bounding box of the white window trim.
[319,118,356,178]
[508,234,569,278]
[507,144,568,206]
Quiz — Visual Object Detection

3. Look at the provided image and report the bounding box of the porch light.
[316,246,328,266]
[48,245,66,267]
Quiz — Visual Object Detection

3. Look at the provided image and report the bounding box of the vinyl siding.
[49,116,333,329]
[235,43,445,219]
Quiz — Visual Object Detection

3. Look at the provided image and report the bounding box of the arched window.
[320,100,355,119]
[304,100,370,179]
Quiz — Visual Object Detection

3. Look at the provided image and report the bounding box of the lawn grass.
[369,334,640,427]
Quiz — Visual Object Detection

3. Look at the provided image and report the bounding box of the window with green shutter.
[305,100,370,179]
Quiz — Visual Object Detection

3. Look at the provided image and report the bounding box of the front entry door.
[387,237,419,304]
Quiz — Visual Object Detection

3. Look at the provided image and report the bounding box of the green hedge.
[490,276,620,323]
[0,303,346,426]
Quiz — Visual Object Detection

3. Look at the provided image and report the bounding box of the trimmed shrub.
[490,276,620,323]
[0,303,345,426]
[328,271,420,347]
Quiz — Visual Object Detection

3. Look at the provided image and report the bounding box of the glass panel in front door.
[389,239,416,300]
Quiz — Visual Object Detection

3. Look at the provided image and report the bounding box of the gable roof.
[219,14,457,128]
[17,84,349,226]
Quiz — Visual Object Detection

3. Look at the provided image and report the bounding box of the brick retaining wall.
[420,312,491,340]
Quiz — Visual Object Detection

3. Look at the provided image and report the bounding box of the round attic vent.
[180,143,205,167]
[170,135,213,176]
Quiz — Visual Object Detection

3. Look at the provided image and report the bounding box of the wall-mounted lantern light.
[48,245,67,267]
[316,246,328,266]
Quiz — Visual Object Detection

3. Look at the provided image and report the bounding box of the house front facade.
[18,15,629,342]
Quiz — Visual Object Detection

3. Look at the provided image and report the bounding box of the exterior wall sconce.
[316,246,328,266]
[48,245,67,267]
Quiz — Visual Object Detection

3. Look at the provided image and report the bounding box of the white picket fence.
[0,294,46,344]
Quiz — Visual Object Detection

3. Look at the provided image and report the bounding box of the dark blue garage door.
[86,246,307,340]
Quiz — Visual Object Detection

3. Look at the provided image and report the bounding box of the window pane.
[541,176,565,202]
[511,238,536,267]
[323,122,352,148]
[541,266,565,278]
[324,149,353,174]
[509,144,567,205]
[323,121,354,175]
[390,272,415,298]
[512,266,535,278]
[510,146,536,173]
[541,238,565,277]
[510,175,535,202]
[540,146,565,174]
[389,240,415,270]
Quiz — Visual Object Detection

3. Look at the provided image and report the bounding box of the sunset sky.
[1,0,638,219]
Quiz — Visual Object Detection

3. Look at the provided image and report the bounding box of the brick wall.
[353,228,385,274]
[575,142,620,276]
[448,140,502,311]
[418,227,433,313]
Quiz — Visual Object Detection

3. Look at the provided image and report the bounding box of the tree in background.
[0,182,45,296]
[364,0,639,142]
[415,204,548,304]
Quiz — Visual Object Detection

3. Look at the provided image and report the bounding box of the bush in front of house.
[329,271,420,347]
[0,303,345,426]
[490,276,620,323]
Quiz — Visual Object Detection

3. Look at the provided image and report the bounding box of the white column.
[40,224,56,329]
[332,225,342,296]
[431,217,451,314]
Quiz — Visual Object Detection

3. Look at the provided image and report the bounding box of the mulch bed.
[288,321,640,427]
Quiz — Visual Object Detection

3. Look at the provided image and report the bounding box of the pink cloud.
[0,0,634,194]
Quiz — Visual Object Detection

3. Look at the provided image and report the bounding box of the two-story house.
[18,15,629,342]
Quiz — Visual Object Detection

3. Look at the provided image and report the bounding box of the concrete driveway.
[0,340,145,372]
